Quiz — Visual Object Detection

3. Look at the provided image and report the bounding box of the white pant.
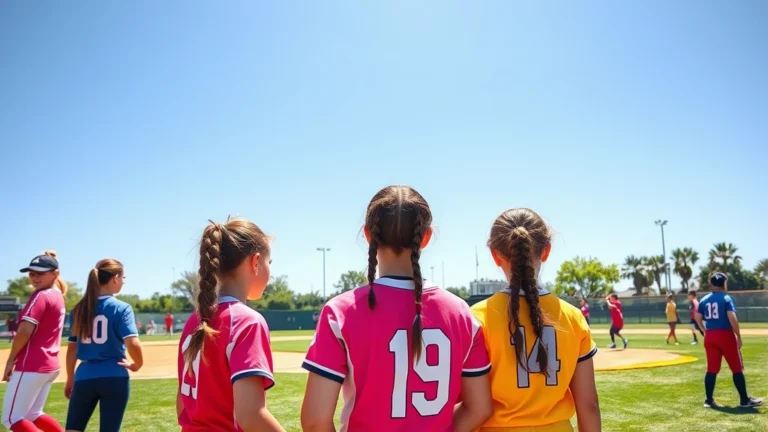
[1,369,59,428]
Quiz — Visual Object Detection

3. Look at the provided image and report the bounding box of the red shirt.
[609,300,624,328]
[581,304,590,317]
[16,287,66,373]
[165,315,173,328]
[178,297,274,432]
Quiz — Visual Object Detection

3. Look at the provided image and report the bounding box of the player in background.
[580,299,590,326]
[301,186,492,432]
[2,254,67,432]
[665,294,680,345]
[688,291,704,345]
[177,218,283,432]
[605,294,628,349]
[64,259,144,432]
[166,312,174,337]
[695,272,762,409]
[472,209,600,432]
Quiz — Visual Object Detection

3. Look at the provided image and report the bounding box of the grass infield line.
[596,354,698,372]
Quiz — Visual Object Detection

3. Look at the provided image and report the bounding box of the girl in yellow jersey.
[471,208,601,432]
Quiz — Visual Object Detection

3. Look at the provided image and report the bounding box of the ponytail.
[72,269,101,339]
[185,222,223,369]
[72,259,124,340]
[43,250,67,295]
[367,212,382,310]
[508,227,549,377]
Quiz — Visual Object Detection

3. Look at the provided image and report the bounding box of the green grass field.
[1,330,765,431]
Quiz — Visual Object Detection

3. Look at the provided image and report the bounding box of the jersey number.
[388,329,451,418]
[704,303,719,319]
[82,315,109,345]
[180,335,201,399]
[510,326,561,388]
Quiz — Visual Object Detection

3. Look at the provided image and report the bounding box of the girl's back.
[471,288,595,428]
[178,296,274,432]
[303,278,490,432]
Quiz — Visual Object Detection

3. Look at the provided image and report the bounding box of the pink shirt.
[610,300,624,328]
[581,304,590,317]
[16,287,65,373]
[303,277,491,432]
[177,296,274,432]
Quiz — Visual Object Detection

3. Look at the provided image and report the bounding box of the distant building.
[469,279,508,296]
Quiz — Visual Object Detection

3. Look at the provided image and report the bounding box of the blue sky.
[1,1,766,298]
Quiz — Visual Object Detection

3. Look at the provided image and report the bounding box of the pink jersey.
[303,277,491,432]
[581,304,590,317]
[177,296,274,432]
[610,300,624,328]
[16,287,65,373]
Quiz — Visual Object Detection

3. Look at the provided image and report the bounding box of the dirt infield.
[0,342,695,384]
[590,328,768,336]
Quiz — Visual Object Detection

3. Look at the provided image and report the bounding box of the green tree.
[294,291,325,310]
[754,259,768,289]
[4,277,34,299]
[644,255,669,293]
[554,257,620,298]
[708,242,742,270]
[265,275,291,295]
[671,248,699,292]
[266,290,295,310]
[171,271,199,304]
[446,286,469,299]
[332,271,367,295]
[63,282,83,311]
[621,256,651,295]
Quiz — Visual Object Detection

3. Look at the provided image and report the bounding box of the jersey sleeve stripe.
[231,368,275,389]
[122,334,139,339]
[462,364,491,377]
[302,360,345,384]
[20,316,38,325]
[578,346,598,362]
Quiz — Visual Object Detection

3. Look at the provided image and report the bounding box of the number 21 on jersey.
[388,328,451,418]
[181,335,201,399]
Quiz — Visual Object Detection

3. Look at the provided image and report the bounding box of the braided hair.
[365,186,432,363]
[488,208,552,377]
[184,218,270,369]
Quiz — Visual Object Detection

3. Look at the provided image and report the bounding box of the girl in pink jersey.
[301,185,492,432]
[177,218,284,432]
[2,253,66,432]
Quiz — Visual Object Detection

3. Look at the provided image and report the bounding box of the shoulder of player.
[228,302,269,330]
[106,297,133,311]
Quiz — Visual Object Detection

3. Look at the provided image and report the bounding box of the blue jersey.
[697,292,735,331]
[68,296,139,381]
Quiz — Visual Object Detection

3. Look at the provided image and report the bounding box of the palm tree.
[708,242,742,270]
[644,255,669,293]
[671,247,699,292]
[622,255,650,295]
[755,258,768,289]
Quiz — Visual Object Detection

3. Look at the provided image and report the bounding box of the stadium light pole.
[430,266,435,281]
[654,220,671,291]
[317,248,330,298]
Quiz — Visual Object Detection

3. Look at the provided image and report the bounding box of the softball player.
[472,208,601,432]
[64,259,144,432]
[2,254,66,432]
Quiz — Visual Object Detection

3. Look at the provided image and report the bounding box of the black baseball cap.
[710,272,728,288]
[20,255,59,273]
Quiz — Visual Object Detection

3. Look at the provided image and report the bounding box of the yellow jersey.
[471,288,596,429]
[666,301,677,322]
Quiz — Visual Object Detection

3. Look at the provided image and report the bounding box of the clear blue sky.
[1,1,766,298]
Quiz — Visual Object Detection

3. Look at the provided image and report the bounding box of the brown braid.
[488,209,552,377]
[364,186,432,364]
[367,212,382,309]
[410,216,426,363]
[185,218,270,370]
[72,259,123,340]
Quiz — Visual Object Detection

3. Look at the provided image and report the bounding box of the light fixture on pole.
[654,220,671,291]
[317,248,331,298]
